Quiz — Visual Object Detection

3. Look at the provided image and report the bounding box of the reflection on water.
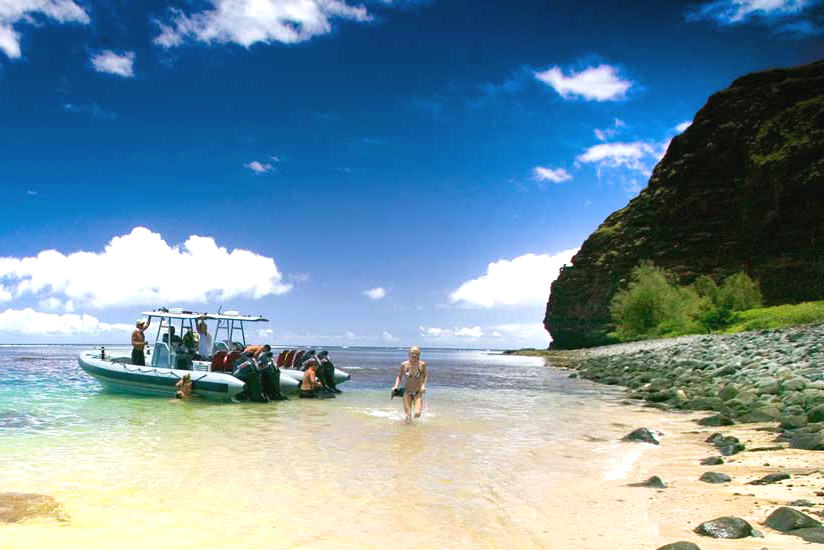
[1,346,665,548]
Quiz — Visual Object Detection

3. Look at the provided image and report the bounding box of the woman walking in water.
[393,346,427,422]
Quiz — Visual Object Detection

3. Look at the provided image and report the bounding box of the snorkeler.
[393,346,427,422]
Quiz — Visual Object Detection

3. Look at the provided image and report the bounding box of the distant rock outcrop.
[545,59,824,349]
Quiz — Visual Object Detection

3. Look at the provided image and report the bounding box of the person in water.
[299,358,335,399]
[174,373,193,399]
[393,346,427,422]
[131,318,151,366]
[196,320,212,360]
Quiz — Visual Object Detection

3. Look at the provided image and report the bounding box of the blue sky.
[0,0,822,347]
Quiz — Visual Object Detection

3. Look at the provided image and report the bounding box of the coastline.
[520,323,824,548]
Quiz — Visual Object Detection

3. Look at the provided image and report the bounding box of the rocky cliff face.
[545,59,824,349]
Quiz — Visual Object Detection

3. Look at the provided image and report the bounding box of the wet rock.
[628,475,666,488]
[700,456,724,465]
[764,507,822,532]
[788,499,814,507]
[748,473,790,485]
[685,397,724,412]
[808,404,824,423]
[789,527,824,543]
[694,516,754,539]
[790,431,824,450]
[717,385,738,401]
[697,415,734,427]
[656,542,701,550]
[621,427,659,445]
[779,415,808,430]
[782,378,807,392]
[700,471,731,483]
[0,493,67,523]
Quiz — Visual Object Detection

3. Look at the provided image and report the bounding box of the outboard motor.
[232,354,268,403]
[258,352,287,401]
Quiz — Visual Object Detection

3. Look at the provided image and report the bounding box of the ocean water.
[0,346,672,548]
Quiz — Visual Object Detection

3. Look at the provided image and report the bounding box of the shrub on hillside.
[610,262,700,340]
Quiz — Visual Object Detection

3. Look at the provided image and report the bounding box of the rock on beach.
[694,516,754,539]
[0,492,67,523]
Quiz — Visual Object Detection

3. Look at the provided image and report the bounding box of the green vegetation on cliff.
[609,262,763,341]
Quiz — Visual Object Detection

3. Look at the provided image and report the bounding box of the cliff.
[545,59,824,349]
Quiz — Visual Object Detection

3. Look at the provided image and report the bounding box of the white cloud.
[0,308,132,336]
[154,0,372,49]
[576,140,670,176]
[244,160,273,174]
[258,328,274,338]
[675,120,692,133]
[533,166,572,183]
[418,325,484,339]
[90,50,135,78]
[688,0,813,24]
[594,118,626,141]
[381,330,398,342]
[0,287,11,302]
[489,322,549,343]
[449,248,579,308]
[534,64,632,101]
[0,226,291,309]
[363,287,387,300]
[0,0,89,59]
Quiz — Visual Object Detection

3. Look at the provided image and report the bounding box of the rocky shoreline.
[520,323,824,548]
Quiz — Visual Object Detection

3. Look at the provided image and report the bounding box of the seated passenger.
[299,358,335,399]
[182,329,196,354]
[244,344,271,359]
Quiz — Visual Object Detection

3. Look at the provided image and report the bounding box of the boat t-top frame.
[140,308,269,362]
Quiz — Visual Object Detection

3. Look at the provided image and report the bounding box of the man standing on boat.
[131,318,151,366]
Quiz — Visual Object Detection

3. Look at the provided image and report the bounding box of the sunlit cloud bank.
[154,0,372,48]
[450,248,580,308]
[0,308,132,335]
[0,227,291,309]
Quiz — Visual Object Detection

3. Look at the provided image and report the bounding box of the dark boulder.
[0,492,67,523]
[789,527,824,543]
[764,507,822,532]
[621,427,659,445]
[628,475,666,488]
[748,472,790,485]
[808,404,824,423]
[699,472,731,484]
[656,542,701,550]
[697,415,734,427]
[700,456,724,465]
[790,431,824,450]
[694,516,754,539]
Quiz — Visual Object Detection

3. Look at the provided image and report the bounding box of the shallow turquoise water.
[0,346,663,549]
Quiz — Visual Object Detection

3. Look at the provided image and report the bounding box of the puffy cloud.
[418,325,484,339]
[0,308,132,336]
[381,330,398,342]
[0,0,89,59]
[363,287,387,300]
[244,160,274,174]
[576,140,670,176]
[675,120,692,133]
[91,50,135,78]
[534,64,632,101]
[488,322,549,343]
[0,227,291,309]
[688,0,813,24]
[257,328,274,338]
[449,248,579,308]
[154,0,371,49]
[533,166,572,183]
